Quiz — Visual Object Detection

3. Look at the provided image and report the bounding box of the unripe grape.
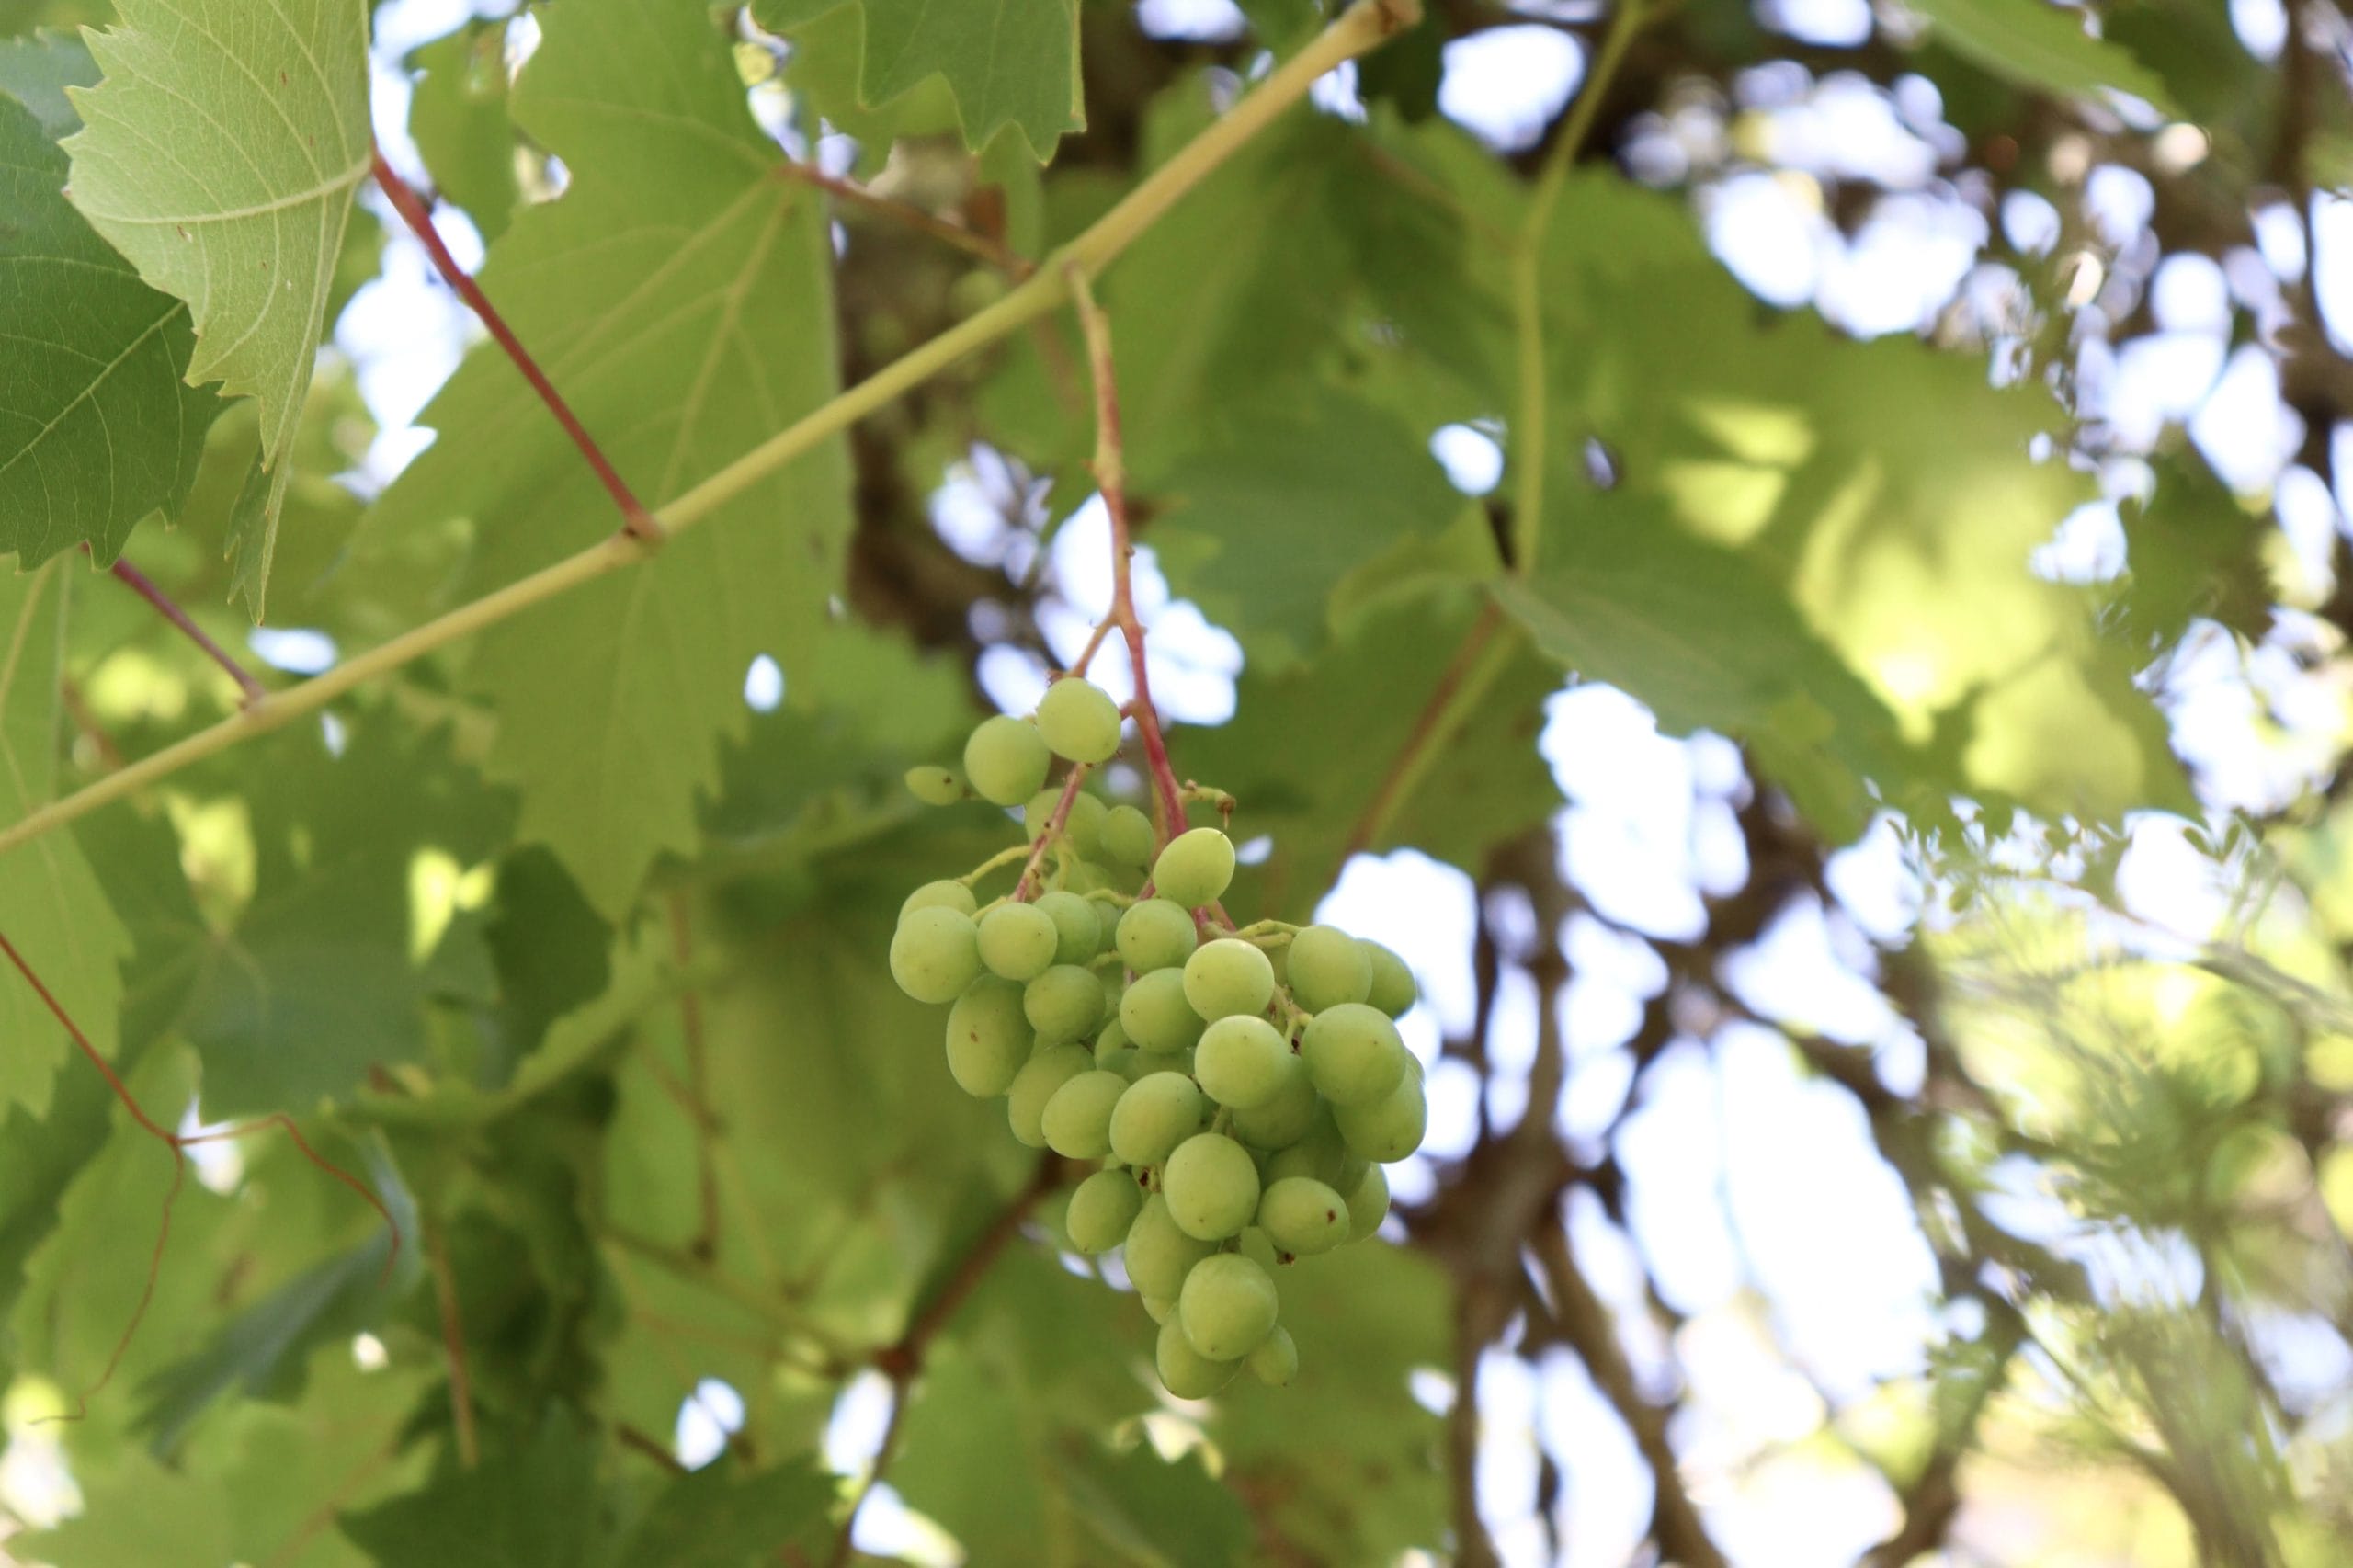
[1246,1324,1299,1387]
[1256,1176,1350,1256]
[1237,1225,1281,1274]
[1066,1169,1143,1254]
[1141,1292,1176,1324]
[1264,1107,1351,1189]
[1108,1071,1206,1167]
[1155,1316,1236,1399]
[1124,1194,1214,1299]
[1023,787,1107,858]
[1093,1017,1130,1064]
[1362,939,1418,1017]
[1182,938,1275,1022]
[1194,1015,1290,1109]
[1151,827,1234,909]
[977,903,1058,981]
[1287,924,1371,1013]
[1131,1045,1195,1081]
[1119,968,1205,1053]
[1099,805,1154,869]
[1041,1070,1127,1159]
[1163,1132,1259,1241]
[944,976,1032,1096]
[1006,1045,1091,1147]
[1334,1071,1427,1163]
[1036,677,1123,764]
[1301,1002,1406,1107]
[1025,963,1105,1042]
[900,879,975,917]
[904,765,964,806]
[1230,1055,1318,1148]
[1116,899,1197,972]
[1178,1253,1279,1361]
[1034,891,1101,965]
[1346,1164,1390,1243]
[890,906,982,1003]
[963,714,1050,806]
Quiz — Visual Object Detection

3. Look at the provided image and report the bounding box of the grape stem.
[772,158,1032,277]
[1063,262,1190,847]
[93,548,267,707]
[1013,762,1093,901]
[958,842,1033,887]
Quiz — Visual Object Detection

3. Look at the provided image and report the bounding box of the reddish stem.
[1063,265,1188,846]
[97,551,266,707]
[369,146,664,544]
[1013,761,1092,901]
[773,161,1031,277]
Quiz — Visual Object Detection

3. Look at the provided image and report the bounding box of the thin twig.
[827,1157,1054,1568]
[99,551,267,705]
[1340,599,1509,862]
[426,1221,481,1469]
[0,0,1420,868]
[1063,263,1188,844]
[774,161,1032,276]
[369,145,664,544]
[1014,762,1091,900]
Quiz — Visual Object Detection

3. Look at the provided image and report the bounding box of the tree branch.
[0,0,1418,869]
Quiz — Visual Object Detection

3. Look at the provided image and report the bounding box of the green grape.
[977,903,1058,982]
[1108,1071,1206,1167]
[963,714,1050,806]
[1231,1055,1318,1147]
[1099,805,1154,869]
[1116,899,1198,972]
[904,765,964,806]
[1264,1107,1351,1188]
[1247,1324,1299,1387]
[1301,1002,1406,1107]
[1155,1316,1236,1399]
[1287,924,1372,1012]
[1006,1045,1091,1148]
[1237,1225,1281,1273]
[1119,968,1206,1053]
[1140,1293,1176,1325]
[943,976,1033,1096]
[1034,891,1101,965]
[1181,937,1275,1021]
[1066,1169,1144,1254]
[890,906,983,1004]
[1131,1045,1195,1081]
[1092,1017,1131,1063]
[1022,787,1108,858]
[1256,1176,1350,1256]
[1024,963,1105,1042]
[1041,1069,1127,1159]
[1177,1253,1279,1361]
[1334,1070,1427,1163]
[1194,1015,1289,1109]
[1124,1193,1214,1299]
[1362,938,1418,1017]
[1163,1132,1259,1241]
[1346,1164,1390,1243]
[1037,676,1123,764]
[1151,827,1235,909]
[900,880,976,917]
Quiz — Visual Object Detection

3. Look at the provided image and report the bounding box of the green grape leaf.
[752,0,1082,160]
[17,1447,233,1568]
[616,1459,835,1566]
[1907,0,2175,111]
[368,0,852,919]
[0,561,132,1119]
[62,0,371,613]
[1151,387,1467,668]
[1062,1441,1253,1568]
[0,91,218,565]
[408,21,518,244]
[339,1409,615,1568]
[0,28,97,136]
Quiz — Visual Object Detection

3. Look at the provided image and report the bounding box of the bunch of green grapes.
[891,676,1427,1397]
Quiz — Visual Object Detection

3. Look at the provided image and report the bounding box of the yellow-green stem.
[0,0,1424,868]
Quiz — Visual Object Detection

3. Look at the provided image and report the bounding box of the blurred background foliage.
[4,0,2353,1562]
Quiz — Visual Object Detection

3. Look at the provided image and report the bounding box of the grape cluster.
[891,676,1427,1397]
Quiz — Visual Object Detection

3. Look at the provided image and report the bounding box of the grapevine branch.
[369,144,665,544]
[1063,262,1188,844]
[0,0,1421,869]
[828,1155,1056,1568]
[0,926,402,1416]
[97,550,267,706]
